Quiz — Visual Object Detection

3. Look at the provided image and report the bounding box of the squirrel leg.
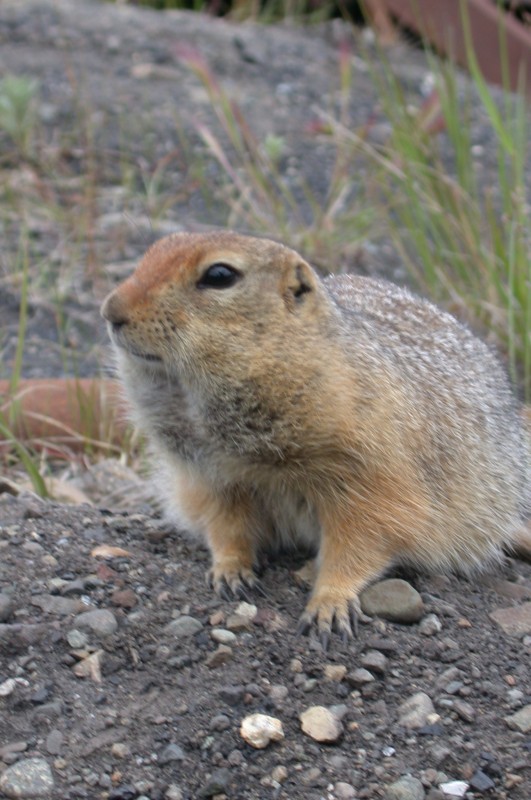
[298,501,394,647]
[298,473,430,647]
[206,501,261,600]
[170,466,260,599]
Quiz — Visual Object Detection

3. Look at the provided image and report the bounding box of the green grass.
[0,75,39,159]
[363,50,530,398]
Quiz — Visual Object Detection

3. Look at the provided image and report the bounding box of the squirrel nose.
[101,292,129,329]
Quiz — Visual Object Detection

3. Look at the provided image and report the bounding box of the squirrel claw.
[295,615,313,638]
[350,605,359,637]
[208,565,265,602]
[219,580,235,602]
[251,579,268,598]
[296,594,362,646]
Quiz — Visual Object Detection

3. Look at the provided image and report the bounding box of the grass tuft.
[0,75,39,159]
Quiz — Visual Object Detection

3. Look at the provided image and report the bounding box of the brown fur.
[101,231,529,642]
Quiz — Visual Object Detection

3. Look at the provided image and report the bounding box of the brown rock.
[111,589,138,608]
[206,645,233,668]
[489,602,531,636]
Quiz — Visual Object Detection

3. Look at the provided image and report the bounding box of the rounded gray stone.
[210,628,237,645]
[0,757,54,798]
[360,579,424,623]
[165,615,203,638]
[386,775,425,800]
[73,609,118,637]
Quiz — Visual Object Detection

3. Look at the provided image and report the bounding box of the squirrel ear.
[284,261,314,309]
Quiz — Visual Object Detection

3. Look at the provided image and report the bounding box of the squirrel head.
[101,231,330,387]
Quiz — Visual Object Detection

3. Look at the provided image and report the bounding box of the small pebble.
[269,684,289,705]
[346,668,374,687]
[199,767,231,798]
[111,588,137,608]
[0,742,28,762]
[228,749,244,767]
[164,615,203,638]
[324,664,347,681]
[505,704,531,733]
[398,692,436,729]
[360,650,388,675]
[271,765,288,783]
[234,601,257,620]
[211,628,237,645]
[438,781,469,797]
[74,609,118,637]
[419,614,442,636]
[335,781,357,799]
[0,592,14,622]
[0,678,17,697]
[385,775,425,800]
[165,786,184,800]
[219,685,244,705]
[66,629,89,648]
[210,713,231,731]
[453,700,475,723]
[299,706,343,743]
[45,729,63,755]
[111,742,130,759]
[158,744,185,764]
[300,766,322,785]
[469,770,495,792]
[240,713,284,748]
[205,645,233,668]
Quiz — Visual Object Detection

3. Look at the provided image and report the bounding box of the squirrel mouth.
[128,348,163,362]
[116,342,163,363]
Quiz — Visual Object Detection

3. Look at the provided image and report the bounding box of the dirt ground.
[0,1,530,799]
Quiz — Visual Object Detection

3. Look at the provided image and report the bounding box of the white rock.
[240,713,284,749]
[0,678,17,697]
[234,602,258,621]
[300,706,344,743]
[419,613,442,636]
[439,780,469,797]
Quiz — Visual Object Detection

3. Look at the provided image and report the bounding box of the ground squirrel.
[101,231,529,644]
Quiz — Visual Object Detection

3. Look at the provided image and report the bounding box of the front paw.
[297,588,366,650]
[208,557,264,601]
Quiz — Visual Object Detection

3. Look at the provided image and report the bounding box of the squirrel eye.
[197,263,241,289]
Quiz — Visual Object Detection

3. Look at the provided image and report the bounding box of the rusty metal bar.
[366,0,531,97]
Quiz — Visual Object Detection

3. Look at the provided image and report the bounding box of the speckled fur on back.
[101,231,529,642]
[325,274,527,571]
